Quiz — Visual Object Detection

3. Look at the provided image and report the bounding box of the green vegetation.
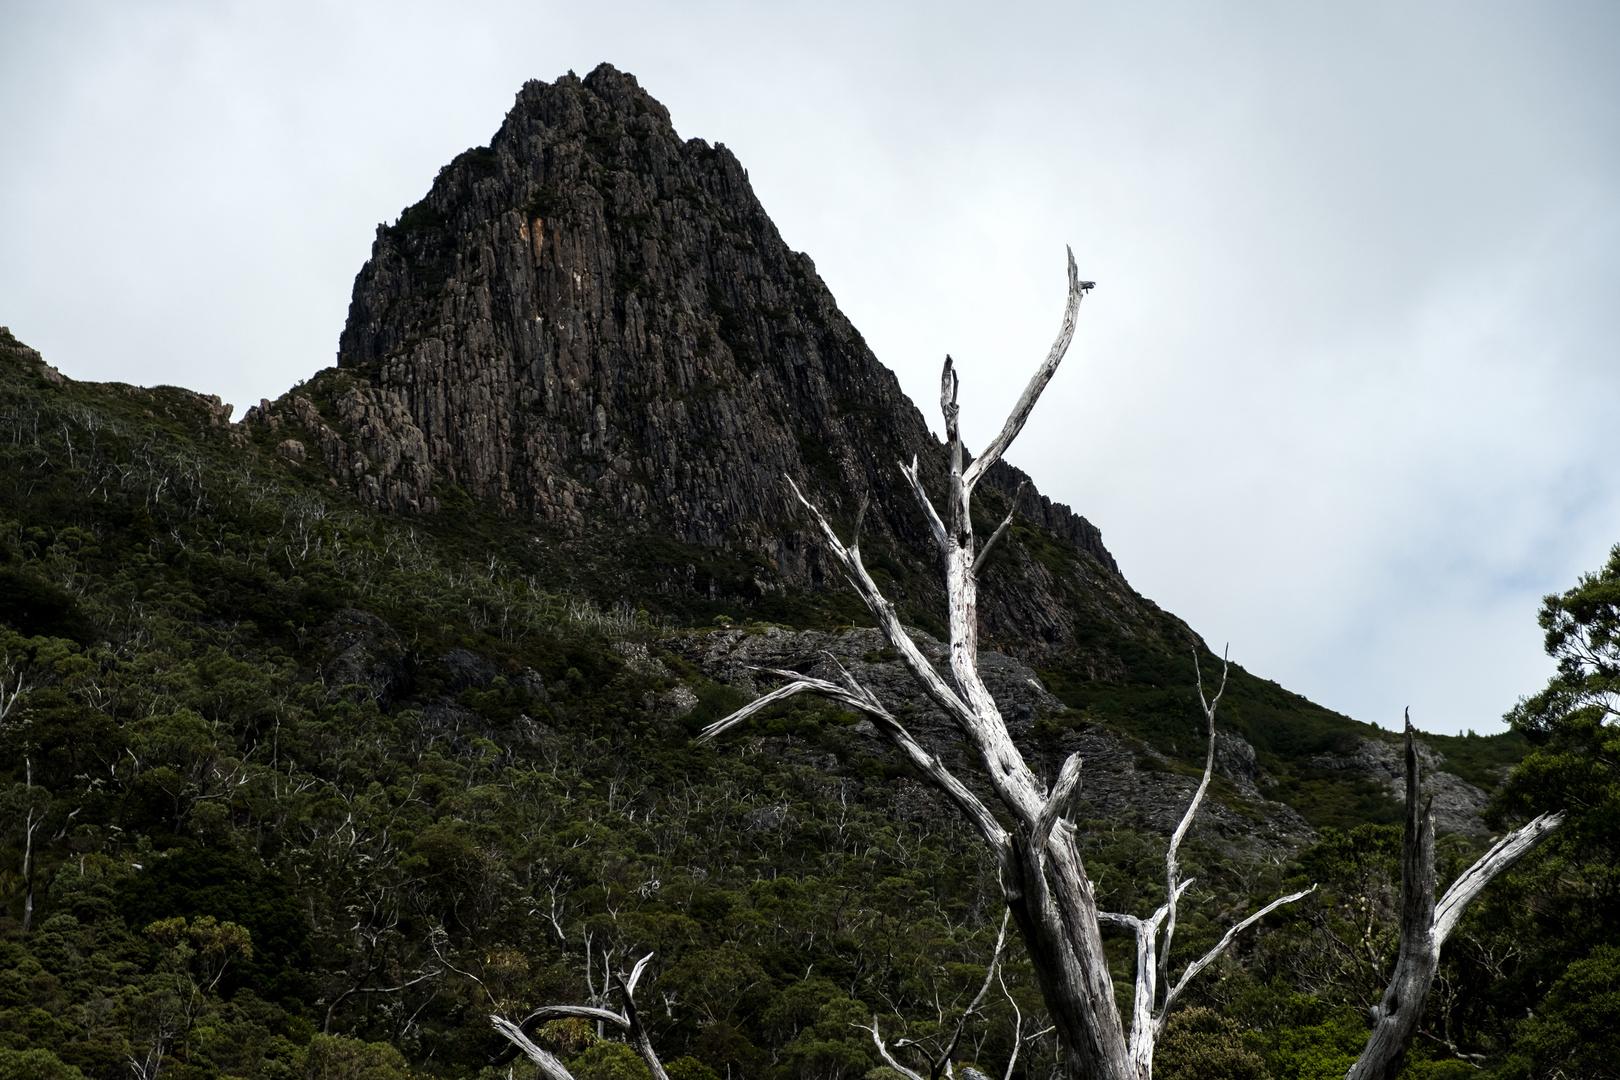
[0,329,1607,1076]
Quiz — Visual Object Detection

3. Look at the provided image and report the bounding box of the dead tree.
[1345,713,1562,1080]
[495,251,1565,1080]
[863,909,1020,1080]
[692,251,1312,1079]
[493,953,670,1080]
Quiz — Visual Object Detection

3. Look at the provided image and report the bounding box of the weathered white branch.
[941,358,964,537]
[850,493,872,556]
[497,954,672,1080]
[699,668,1010,859]
[971,481,1029,577]
[1346,713,1564,1080]
[931,909,1013,1077]
[1159,649,1227,999]
[783,475,977,733]
[865,1017,930,1080]
[961,250,1088,494]
[1033,752,1084,854]
[1154,885,1317,1039]
[1101,878,1192,1073]
[491,1015,576,1080]
[1432,810,1564,944]
[899,454,949,552]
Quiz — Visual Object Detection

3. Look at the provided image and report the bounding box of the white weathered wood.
[494,954,672,1080]
[972,480,1029,577]
[698,666,1010,858]
[1157,652,1227,1007]
[1432,810,1563,943]
[1033,752,1084,853]
[899,454,949,552]
[960,250,1087,494]
[782,475,977,733]
[491,1015,577,1080]
[700,253,1356,1080]
[866,1017,931,1080]
[1344,715,1564,1080]
[1154,885,1316,1040]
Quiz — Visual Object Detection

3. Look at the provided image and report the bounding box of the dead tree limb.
[1344,713,1563,1080]
[703,251,1310,1080]
[1098,650,1318,1075]
[862,909,1013,1080]
[492,953,672,1080]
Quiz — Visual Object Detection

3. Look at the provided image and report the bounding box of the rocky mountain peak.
[249,64,1124,658]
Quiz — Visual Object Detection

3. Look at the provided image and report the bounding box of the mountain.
[240,63,1517,830]
[0,66,1547,1080]
[247,63,1122,665]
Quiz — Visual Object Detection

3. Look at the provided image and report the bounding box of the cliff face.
[251,63,1138,658]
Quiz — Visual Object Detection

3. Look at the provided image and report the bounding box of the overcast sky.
[4,1,1618,736]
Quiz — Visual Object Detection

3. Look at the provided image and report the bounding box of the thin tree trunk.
[22,804,38,934]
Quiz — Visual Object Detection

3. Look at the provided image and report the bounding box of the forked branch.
[708,251,1320,1080]
[493,953,671,1080]
[899,454,949,551]
[697,665,1010,860]
[1159,648,1229,1000]
[972,481,1029,576]
[1345,714,1563,1080]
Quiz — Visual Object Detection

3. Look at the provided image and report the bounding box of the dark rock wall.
[249,64,1138,658]
[330,66,1114,566]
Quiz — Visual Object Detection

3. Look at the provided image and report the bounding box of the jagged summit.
[249,64,1124,657]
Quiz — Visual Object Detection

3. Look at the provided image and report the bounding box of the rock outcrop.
[1310,736,1492,835]
[247,64,1134,660]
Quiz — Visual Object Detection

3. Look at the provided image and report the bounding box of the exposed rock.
[3,327,64,384]
[319,608,410,704]
[515,666,551,702]
[677,626,1317,860]
[1214,730,1262,799]
[613,639,673,679]
[442,648,500,690]
[1311,736,1491,835]
[249,387,438,512]
[663,683,698,718]
[251,63,1149,663]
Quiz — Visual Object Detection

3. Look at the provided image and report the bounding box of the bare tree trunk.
[21,756,46,935]
[696,253,1313,1080]
[1344,714,1562,1080]
[22,802,38,934]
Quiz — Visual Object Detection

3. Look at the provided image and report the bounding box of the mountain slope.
[239,65,1525,826]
